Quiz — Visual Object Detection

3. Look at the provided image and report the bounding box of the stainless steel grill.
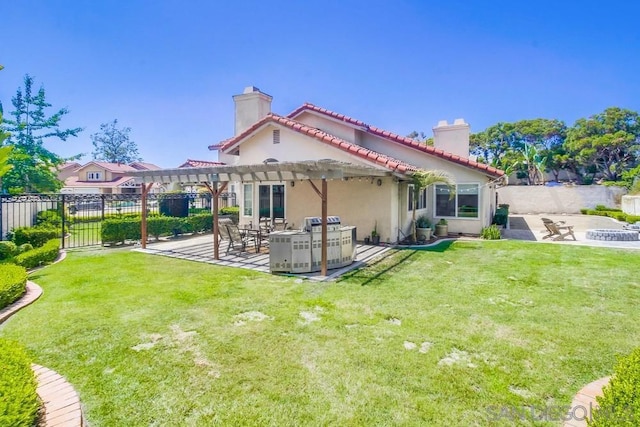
[270,215,356,274]
[303,216,341,232]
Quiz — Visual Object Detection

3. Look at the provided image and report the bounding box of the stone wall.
[497,185,627,214]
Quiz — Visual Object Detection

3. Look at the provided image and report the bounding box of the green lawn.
[2,240,639,426]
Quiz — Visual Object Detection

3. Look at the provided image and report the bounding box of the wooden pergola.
[130,160,391,276]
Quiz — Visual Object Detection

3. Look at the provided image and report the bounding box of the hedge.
[13,239,61,270]
[10,227,60,248]
[590,348,640,426]
[101,214,214,243]
[0,339,40,427]
[0,264,27,309]
[580,208,640,224]
[101,218,142,244]
[0,241,18,260]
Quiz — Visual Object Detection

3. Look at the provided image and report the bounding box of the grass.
[1,240,640,425]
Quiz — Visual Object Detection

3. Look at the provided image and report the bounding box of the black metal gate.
[0,192,231,248]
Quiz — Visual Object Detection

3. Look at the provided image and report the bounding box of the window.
[407,185,427,211]
[87,171,101,181]
[243,183,253,216]
[435,184,479,218]
[258,184,285,219]
[273,129,280,144]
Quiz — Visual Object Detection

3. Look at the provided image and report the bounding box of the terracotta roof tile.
[210,113,417,175]
[178,159,226,168]
[288,103,504,178]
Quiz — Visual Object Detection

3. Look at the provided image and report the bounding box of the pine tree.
[2,74,83,193]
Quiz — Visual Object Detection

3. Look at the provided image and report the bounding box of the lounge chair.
[223,224,258,254]
[541,218,576,241]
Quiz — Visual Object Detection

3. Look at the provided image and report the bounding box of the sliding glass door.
[258,184,285,219]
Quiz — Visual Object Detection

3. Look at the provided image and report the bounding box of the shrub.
[595,204,608,211]
[492,205,509,226]
[0,241,18,260]
[580,208,589,215]
[220,206,239,224]
[0,339,40,427]
[13,239,60,270]
[0,264,27,309]
[17,243,33,254]
[589,348,640,426]
[36,209,62,228]
[147,216,183,240]
[481,225,502,240]
[416,215,430,229]
[101,218,141,244]
[626,215,640,224]
[186,213,213,233]
[11,226,59,248]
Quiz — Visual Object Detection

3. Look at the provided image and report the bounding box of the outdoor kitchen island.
[269,216,357,273]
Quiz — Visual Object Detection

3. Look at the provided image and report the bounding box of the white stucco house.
[209,87,504,243]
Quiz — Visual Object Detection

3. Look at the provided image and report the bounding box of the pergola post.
[140,183,154,249]
[204,181,228,260]
[307,178,328,277]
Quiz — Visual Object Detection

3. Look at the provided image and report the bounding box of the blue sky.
[2,1,639,168]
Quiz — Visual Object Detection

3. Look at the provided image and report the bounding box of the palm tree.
[409,170,455,242]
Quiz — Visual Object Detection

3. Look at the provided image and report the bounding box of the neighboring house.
[56,161,82,182]
[177,159,236,206]
[62,161,162,194]
[209,86,504,243]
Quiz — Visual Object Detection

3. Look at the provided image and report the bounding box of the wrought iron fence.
[0,192,236,248]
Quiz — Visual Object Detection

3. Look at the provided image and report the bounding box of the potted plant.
[371,221,380,245]
[435,218,448,237]
[415,215,432,241]
[409,170,455,243]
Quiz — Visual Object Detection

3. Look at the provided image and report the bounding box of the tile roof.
[178,159,226,168]
[288,103,504,177]
[64,176,138,188]
[83,161,138,173]
[210,113,418,175]
[130,162,162,171]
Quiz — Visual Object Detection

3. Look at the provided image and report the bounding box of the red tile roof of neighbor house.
[64,176,137,188]
[130,162,162,170]
[210,113,418,174]
[178,159,226,168]
[83,161,138,173]
[288,103,504,177]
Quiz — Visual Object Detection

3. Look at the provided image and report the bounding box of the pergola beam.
[129,160,395,276]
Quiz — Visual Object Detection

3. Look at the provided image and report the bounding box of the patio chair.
[216,217,234,248]
[272,218,288,231]
[224,224,258,254]
[541,218,576,241]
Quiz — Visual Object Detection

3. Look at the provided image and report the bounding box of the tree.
[409,170,455,243]
[2,74,83,193]
[565,107,640,182]
[91,119,141,164]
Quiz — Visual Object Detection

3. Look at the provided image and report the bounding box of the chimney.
[233,86,273,135]
[432,118,470,158]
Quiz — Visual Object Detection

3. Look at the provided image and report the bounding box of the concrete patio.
[135,233,393,281]
[502,214,640,250]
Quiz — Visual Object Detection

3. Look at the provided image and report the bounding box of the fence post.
[61,194,66,249]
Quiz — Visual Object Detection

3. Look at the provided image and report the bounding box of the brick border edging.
[0,251,83,427]
[564,376,611,427]
[32,364,84,427]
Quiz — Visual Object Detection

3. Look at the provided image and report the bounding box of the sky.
[2,1,640,168]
